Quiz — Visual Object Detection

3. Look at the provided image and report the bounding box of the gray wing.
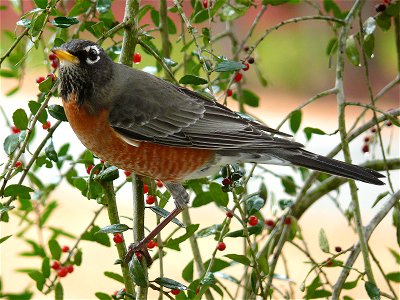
[108,65,302,150]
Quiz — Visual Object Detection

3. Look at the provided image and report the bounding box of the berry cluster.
[50,245,74,278]
[220,166,244,193]
[225,51,254,98]
[362,120,393,153]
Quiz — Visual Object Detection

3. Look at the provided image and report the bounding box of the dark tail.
[267,148,385,185]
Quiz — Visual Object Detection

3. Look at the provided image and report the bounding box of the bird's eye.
[86,47,100,64]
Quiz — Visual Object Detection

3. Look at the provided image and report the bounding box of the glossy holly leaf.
[28,101,48,124]
[95,292,112,300]
[55,282,63,300]
[48,239,62,260]
[41,257,50,278]
[51,17,79,28]
[319,228,329,253]
[209,182,228,206]
[31,13,46,37]
[28,270,45,291]
[204,258,230,272]
[45,141,58,162]
[96,0,111,14]
[232,89,260,107]
[196,224,223,238]
[74,249,83,266]
[281,176,296,195]
[365,281,380,300]
[364,34,375,59]
[97,224,130,234]
[148,206,184,227]
[38,77,53,93]
[34,0,47,9]
[182,260,193,282]
[226,223,263,237]
[246,195,265,215]
[13,109,29,130]
[304,127,326,140]
[224,254,251,266]
[154,277,187,290]
[4,134,20,155]
[258,255,269,275]
[290,110,302,133]
[179,75,208,85]
[386,272,400,282]
[4,184,34,199]
[164,224,199,250]
[97,166,119,182]
[363,17,376,35]
[104,271,124,283]
[201,272,216,285]
[346,35,360,66]
[129,255,147,287]
[214,60,245,72]
[192,10,208,23]
[376,13,391,31]
[48,104,68,122]
[326,37,338,56]
[343,276,361,290]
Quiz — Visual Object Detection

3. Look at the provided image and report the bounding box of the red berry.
[326,258,333,267]
[143,184,149,194]
[386,120,392,127]
[371,127,377,133]
[47,73,56,81]
[383,0,391,3]
[284,216,292,225]
[113,290,119,296]
[156,179,164,188]
[124,170,132,177]
[57,267,68,278]
[202,0,208,8]
[62,245,70,253]
[113,233,124,244]
[51,59,59,69]
[11,126,21,134]
[217,241,226,251]
[248,215,258,226]
[135,251,142,260]
[227,89,233,97]
[247,57,255,64]
[222,178,231,186]
[147,240,157,249]
[49,53,57,61]
[42,120,51,130]
[375,3,386,12]
[15,161,23,168]
[243,63,250,71]
[133,53,141,64]
[234,72,242,82]
[265,219,275,227]
[51,261,60,270]
[225,211,233,218]
[146,195,156,205]
[362,144,369,153]
[171,289,181,295]
[335,246,342,252]
[364,136,370,143]
[86,165,94,174]
[36,76,45,84]
[66,265,74,273]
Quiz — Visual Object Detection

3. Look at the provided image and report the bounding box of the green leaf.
[363,34,375,59]
[95,292,112,300]
[246,195,265,215]
[38,77,53,93]
[74,249,83,266]
[226,223,263,237]
[104,271,124,283]
[308,289,332,299]
[209,182,228,206]
[319,228,329,253]
[192,10,209,24]
[182,260,193,282]
[258,255,269,275]
[224,254,251,266]
[214,60,245,72]
[45,141,58,162]
[386,272,400,282]
[154,277,187,290]
[372,191,389,208]
[129,255,148,287]
[4,184,33,199]
[281,176,296,195]
[31,13,46,37]
[55,282,63,300]
[365,281,380,300]
[179,75,208,85]
[48,239,62,260]
[13,109,29,130]
[97,224,130,234]
[0,235,12,244]
[306,276,322,299]
[28,101,48,124]
[304,127,326,140]
[196,224,222,238]
[204,258,230,272]
[97,166,119,182]
[165,224,199,250]
[34,0,47,9]
[233,89,260,107]
[41,257,50,278]
[289,110,302,133]
[201,272,216,285]
[346,35,360,66]
[326,37,338,56]
[51,17,79,28]
[28,270,45,291]
[0,69,18,78]
[48,104,68,122]
[192,192,213,207]
[343,276,361,290]
[389,248,400,264]
[148,206,184,227]
[96,0,111,14]
[263,0,290,5]
[4,134,20,155]
[39,201,57,227]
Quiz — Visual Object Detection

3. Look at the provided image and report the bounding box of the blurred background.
[1,0,399,299]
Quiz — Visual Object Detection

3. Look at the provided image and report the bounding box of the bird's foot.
[124,242,153,266]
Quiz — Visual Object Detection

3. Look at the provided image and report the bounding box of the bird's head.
[52,39,113,111]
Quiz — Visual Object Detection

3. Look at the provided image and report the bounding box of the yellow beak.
[52,49,79,64]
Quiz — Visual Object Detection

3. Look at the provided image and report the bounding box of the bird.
[52,39,384,264]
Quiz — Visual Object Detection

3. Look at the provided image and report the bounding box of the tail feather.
[265,148,385,185]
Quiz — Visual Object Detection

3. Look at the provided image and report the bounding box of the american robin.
[52,39,384,263]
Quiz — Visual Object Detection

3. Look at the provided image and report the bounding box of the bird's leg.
[124,182,189,266]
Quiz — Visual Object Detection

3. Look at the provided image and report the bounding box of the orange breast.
[63,100,214,182]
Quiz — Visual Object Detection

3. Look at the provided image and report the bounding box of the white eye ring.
[84,45,100,65]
